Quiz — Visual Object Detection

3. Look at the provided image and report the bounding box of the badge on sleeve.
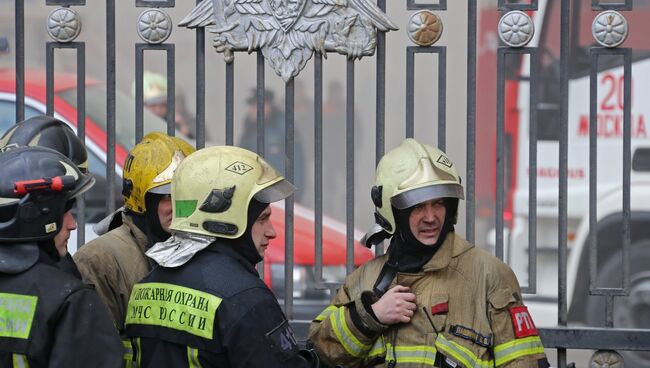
[265,319,299,361]
[508,306,538,338]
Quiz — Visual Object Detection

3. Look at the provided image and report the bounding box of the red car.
[0,68,374,308]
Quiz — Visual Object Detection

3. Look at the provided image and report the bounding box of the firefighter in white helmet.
[124,145,318,367]
[309,138,549,367]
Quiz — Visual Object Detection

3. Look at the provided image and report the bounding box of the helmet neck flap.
[387,198,458,273]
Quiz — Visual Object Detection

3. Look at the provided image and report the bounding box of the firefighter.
[0,115,90,277]
[132,71,195,138]
[309,138,550,368]
[0,146,122,367]
[125,145,318,367]
[73,132,195,335]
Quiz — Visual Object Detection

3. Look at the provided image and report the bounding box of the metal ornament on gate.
[180,0,398,82]
[47,7,82,43]
[497,10,534,48]
[137,8,173,44]
[591,10,628,48]
[407,11,443,47]
[590,350,624,368]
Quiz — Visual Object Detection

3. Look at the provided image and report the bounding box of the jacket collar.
[122,212,149,253]
[421,232,474,272]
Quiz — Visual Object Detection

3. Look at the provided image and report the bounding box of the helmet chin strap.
[222,198,268,266]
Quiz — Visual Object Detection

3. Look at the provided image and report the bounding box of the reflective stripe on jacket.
[0,248,123,367]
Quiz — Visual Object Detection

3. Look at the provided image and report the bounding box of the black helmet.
[0,115,88,172]
[0,146,94,243]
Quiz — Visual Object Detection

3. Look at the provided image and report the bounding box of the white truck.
[476,0,650,363]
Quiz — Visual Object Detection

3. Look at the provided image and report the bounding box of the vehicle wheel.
[585,240,650,366]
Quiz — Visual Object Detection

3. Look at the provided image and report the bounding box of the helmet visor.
[391,183,464,210]
[149,183,171,195]
[254,179,295,203]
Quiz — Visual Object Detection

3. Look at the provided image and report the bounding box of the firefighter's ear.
[122,178,133,198]
[371,185,383,207]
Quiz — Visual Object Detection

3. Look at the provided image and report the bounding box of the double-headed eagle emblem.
[180,0,398,82]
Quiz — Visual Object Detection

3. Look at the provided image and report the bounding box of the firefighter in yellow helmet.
[73,132,195,342]
[309,138,549,368]
[124,145,318,367]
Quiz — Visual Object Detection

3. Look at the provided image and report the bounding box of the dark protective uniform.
[0,247,123,367]
[125,242,312,368]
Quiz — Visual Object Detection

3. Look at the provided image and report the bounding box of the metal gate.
[5,0,650,366]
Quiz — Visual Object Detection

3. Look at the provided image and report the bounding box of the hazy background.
[0,0,497,244]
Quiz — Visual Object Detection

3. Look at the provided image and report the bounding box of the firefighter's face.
[157,195,173,233]
[251,205,276,258]
[408,198,446,245]
[54,210,77,256]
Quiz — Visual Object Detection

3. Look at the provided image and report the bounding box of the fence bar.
[284,79,295,318]
[498,0,538,11]
[587,49,631,328]
[135,45,144,142]
[46,44,55,116]
[558,0,570,365]
[622,48,632,298]
[496,47,539,291]
[256,52,265,155]
[76,44,87,247]
[256,51,265,280]
[526,48,538,294]
[106,0,117,214]
[15,0,24,123]
[166,47,175,136]
[314,54,324,282]
[134,44,175,140]
[346,60,355,274]
[45,42,87,246]
[591,0,632,11]
[225,62,234,145]
[539,327,650,350]
[195,5,205,149]
[375,0,386,255]
[495,48,506,261]
[407,0,447,10]
[438,48,446,151]
[466,0,477,243]
[406,46,446,143]
[406,48,415,138]
[136,0,174,7]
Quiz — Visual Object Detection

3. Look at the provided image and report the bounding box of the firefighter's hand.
[371,285,417,325]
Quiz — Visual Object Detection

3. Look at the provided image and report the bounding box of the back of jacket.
[74,213,150,332]
[0,250,123,367]
[125,244,310,368]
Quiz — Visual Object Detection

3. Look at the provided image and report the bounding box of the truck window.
[0,100,42,134]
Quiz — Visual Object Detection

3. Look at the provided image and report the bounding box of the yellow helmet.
[170,145,295,239]
[372,138,463,235]
[122,132,195,214]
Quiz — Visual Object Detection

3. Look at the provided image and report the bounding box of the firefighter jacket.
[309,232,548,368]
[74,212,151,333]
[124,242,313,368]
[0,247,123,367]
